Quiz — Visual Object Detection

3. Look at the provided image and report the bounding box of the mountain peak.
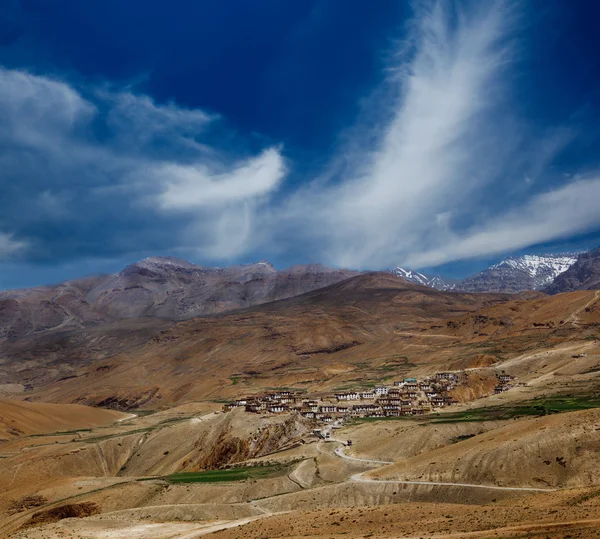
[457,253,579,293]
[134,256,198,270]
[390,267,456,291]
[544,248,600,294]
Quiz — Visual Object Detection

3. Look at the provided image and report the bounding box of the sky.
[1,0,600,289]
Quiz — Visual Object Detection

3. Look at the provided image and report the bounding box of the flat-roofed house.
[267,404,287,413]
[335,392,360,401]
[320,405,337,413]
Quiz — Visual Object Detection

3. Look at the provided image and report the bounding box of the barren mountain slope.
[0,258,360,338]
[19,273,514,407]
[0,399,126,440]
[545,247,600,294]
[9,274,600,409]
[369,407,600,489]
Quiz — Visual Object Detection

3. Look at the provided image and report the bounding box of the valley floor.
[3,396,600,538]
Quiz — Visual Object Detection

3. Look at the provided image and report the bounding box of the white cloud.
[156,147,286,210]
[270,0,519,268]
[405,175,600,267]
[104,91,215,153]
[2,1,600,271]
[269,0,600,269]
[0,232,27,260]
[0,67,96,153]
[0,67,286,261]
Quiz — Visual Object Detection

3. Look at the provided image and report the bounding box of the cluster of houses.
[494,372,517,394]
[222,371,470,422]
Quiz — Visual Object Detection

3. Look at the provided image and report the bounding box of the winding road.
[330,441,556,493]
[568,290,600,328]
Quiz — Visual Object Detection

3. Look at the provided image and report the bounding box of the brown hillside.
[0,399,126,440]
[369,407,600,489]
[21,273,513,407]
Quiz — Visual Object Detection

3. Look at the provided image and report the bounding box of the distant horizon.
[1,245,596,292]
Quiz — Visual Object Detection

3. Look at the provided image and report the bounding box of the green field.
[161,463,289,483]
[350,395,600,425]
[429,395,600,424]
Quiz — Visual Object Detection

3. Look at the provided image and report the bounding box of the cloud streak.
[0,233,27,260]
[2,0,600,276]
[0,67,286,262]
[260,0,600,269]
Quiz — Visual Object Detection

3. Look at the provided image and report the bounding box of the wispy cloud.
[273,0,522,267]
[0,67,286,262]
[269,0,600,269]
[2,1,600,274]
[405,175,600,266]
[0,232,27,260]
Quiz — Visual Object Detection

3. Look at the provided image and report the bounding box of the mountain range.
[2,250,599,342]
[0,257,359,338]
[543,247,600,293]
[393,253,583,293]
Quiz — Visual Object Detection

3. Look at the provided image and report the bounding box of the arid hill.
[0,274,600,538]
[9,273,517,407]
[0,399,126,440]
[369,407,600,489]
[4,272,600,408]
[0,257,360,338]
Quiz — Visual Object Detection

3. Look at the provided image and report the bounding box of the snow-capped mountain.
[391,267,456,291]
[544,248,600,294]
[455,254,580,293]
[392,253,581,294]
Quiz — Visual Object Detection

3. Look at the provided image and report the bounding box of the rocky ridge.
[544,247,600,294]
[0,257,360,338]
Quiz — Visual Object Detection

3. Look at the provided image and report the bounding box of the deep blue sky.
[1,0,600,288]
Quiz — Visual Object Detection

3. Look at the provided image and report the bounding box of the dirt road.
[331,442,555,493]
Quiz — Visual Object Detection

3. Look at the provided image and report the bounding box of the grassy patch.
[263,387,307,393]
[347,416,414,425]
[430,395,600,424]
[28,428,92,438]
[348,395,600,426]
[132,410,156,417]
[160,463,289,483]
[156,416,193,426]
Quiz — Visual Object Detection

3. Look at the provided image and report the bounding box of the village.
[223,370,517,424]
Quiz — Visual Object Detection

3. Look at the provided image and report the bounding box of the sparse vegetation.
[160,463,289,483]
[8,494,48,514]
[451,433,476,443]
[429,395,600,423]
[348,395,600,425]
[82,427,154,443]
[28,428,92,438]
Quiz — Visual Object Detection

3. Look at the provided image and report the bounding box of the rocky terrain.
[0,249,595,349]
[456,254,580,293]
[544,247,600,294]
[1,273,515,405]
[0,269,599,537]
[0,257,360,339]
[2,271,600,411]
[394,253,581,293]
